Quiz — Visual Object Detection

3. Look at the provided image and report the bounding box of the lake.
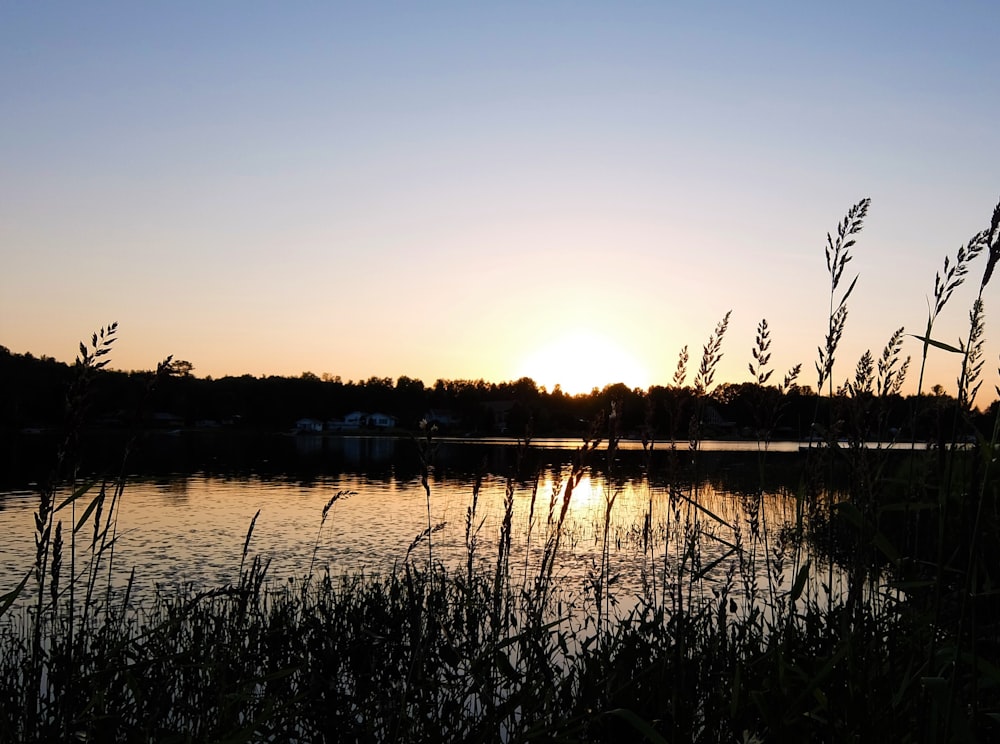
[1,431,880,607]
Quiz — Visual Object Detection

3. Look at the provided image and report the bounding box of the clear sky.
[2,2,999,398]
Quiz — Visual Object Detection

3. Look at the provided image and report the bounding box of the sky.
[2,1,999,398]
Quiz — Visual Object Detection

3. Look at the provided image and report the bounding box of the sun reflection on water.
[0,453,843,611]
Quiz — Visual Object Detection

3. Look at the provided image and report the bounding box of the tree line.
[1,345,993,442]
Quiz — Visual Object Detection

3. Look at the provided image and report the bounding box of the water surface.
[0,432,868,605]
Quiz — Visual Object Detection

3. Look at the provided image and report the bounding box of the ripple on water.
[0,463,844,608]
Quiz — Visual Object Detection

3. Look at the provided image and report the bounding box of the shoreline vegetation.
[3,338,1000,445]
[3,197,1000,741]
[4,348,1000,444]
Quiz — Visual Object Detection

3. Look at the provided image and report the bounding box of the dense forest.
[2,345,994,442]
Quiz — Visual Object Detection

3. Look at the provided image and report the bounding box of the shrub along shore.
[2,198,1000,742]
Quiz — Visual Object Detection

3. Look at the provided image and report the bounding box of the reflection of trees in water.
[0,435,872,614]
[155,477,190,501]
[292,434,323,456]
[2,431,834,496]
[330,436,399,467]
[7,431,900,515]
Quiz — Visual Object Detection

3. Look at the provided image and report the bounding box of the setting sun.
[516,330,650,395]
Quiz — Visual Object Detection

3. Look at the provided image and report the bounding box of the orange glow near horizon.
[516,330,651,395]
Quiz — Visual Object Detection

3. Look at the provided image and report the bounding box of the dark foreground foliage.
[0,533,996,743]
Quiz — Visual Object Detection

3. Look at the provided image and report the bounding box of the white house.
[327,411,397,430]
[368,412,397,429]
[294,417,323,433]
[343,411,367,428]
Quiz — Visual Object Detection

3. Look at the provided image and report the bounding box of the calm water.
[0,432,863,605]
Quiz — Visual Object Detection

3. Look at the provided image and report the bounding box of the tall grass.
[2,197,1000,741]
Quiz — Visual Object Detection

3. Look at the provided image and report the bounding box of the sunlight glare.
[517,330,650,395]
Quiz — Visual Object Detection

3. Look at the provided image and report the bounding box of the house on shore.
[483,401,515,434]
[326,411,398,431]
[701,405,737,437]
[423,409,460,429]
[294,417,323,433]
[368,412,397,429]
[151,412,185,429]
[344,411,367,429]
